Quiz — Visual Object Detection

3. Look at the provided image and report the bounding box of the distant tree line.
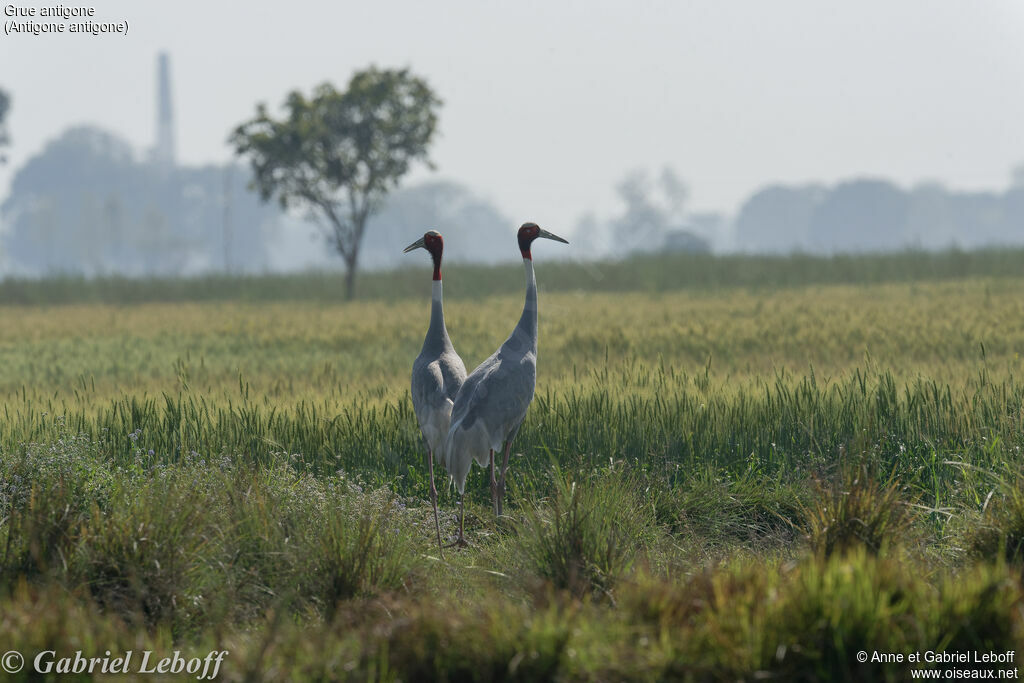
[1,63,1021,280]
[735,176,1024,253]
[575,167,714,259]
[359,179,511,267]
[0,126,515,278]
[0,126,277,277]
[0,67,513,280]
[0,87,10,165]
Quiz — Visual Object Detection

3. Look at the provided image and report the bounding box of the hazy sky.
[2,0,1023,236]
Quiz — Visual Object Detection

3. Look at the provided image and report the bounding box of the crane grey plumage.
[443,222,568,520]
[410,283,465,454]
[442,268,537,491]
[405,230,466,554]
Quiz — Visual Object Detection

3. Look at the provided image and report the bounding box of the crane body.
[444,223,567,521]
[444,260,538,493]
[411,279,465,453]
[405,231,466,553]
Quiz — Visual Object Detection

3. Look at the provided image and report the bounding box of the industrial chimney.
[154,51,175,167]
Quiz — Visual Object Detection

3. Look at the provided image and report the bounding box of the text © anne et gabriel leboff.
[4,5,128,36]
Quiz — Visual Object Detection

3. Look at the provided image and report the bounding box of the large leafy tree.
[230,67,441,299]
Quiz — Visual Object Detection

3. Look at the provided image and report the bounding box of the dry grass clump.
[804,462,914,558]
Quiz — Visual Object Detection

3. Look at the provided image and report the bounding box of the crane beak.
[538,228,569,244]
[403,237,426,253]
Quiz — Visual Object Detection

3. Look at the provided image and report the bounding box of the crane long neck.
[424,280,453,352]
[514,257,538,349]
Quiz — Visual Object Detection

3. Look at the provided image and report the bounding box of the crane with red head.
[404,229,467,555]
[443,222,568,542]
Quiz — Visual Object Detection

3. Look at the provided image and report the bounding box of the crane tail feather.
[442,418,492,495]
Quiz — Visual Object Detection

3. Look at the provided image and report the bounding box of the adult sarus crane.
[443,222,568,538]
[404,230,466,555]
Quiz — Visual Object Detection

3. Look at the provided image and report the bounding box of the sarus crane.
[404,230,466,555]
[443,222,568,541]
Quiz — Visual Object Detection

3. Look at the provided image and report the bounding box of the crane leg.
[496,440,513,517]
[427,449,444,559]
[444,492,469,548]
[489,449,498,516]
[459,493,466,544]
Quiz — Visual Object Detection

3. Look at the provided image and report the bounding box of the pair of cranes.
[404,222,568,551]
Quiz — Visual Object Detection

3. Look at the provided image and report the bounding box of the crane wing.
[443,347,537,492]
[437,348,467,403]
[412,355,460,454]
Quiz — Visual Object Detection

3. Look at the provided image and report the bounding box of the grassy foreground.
[1,250,1024,681]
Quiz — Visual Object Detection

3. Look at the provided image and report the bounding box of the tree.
[230,67,441,299]
[1011,163,1024,190]
[361,180,510,267]
[611,166,689,254]
[734,184,825,253]
[0,88,10,164]
[808,179,909,253]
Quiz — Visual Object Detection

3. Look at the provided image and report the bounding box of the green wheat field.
[1,248,1023,681]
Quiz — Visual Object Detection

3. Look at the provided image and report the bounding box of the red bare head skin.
[423,230,444,280]
[517,222,541,259]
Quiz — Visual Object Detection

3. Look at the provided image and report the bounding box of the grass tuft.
[300,488,415,614]
[74,477,209,629]
[804,462,913,558]
[520,467,656,599]
[964,467,1024,564]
